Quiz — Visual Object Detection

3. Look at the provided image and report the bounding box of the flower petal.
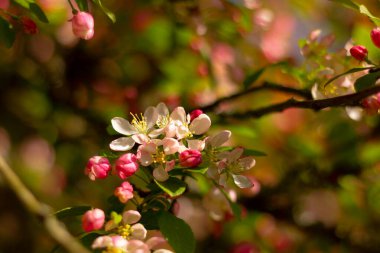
[109,137,135,151]
[156,102,169,116]
[131,223,147,240]
[111,117,137,135]
[144,106,158,129]
[187,139,205,151]
[92,236,113,249]
[239,157,256,170]
[162,137,179,155]
[189,114,211,135]
[227,147,244,163]
[146,237,166,250]
[132,133,149,144]
[153,250,174,253]
[232,174,254,188]
[208,130,231,147]
[122,210,141,224]
[126,240,150,253]
[170,107,186,122]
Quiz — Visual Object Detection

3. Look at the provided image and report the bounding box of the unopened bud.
[85,156,111,180]
[179,149,202,167]
[371,27,380,48]
[71,11,94,40]
[82,208,105,232]
[349,45,368,61]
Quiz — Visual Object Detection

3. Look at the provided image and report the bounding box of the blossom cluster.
[83,103,257,252]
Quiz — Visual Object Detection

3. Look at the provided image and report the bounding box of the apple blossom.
[85,156,111,180]
[189,109,203,122]
[82,208,105,232]
[179,149,202,167]
[71,11,94,40]
[110,106,158,151]
[115,153,139,179]
[105,210,147,240]
[114,181,134,203]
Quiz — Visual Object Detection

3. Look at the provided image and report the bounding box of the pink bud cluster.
[349,27,380,61]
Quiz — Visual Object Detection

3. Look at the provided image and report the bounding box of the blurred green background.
[2,0,380,252]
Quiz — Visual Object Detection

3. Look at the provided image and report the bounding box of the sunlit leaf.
[243,67,266,89]
[91,0,116,23]
[154,177,187,197]
[158,211,195,253]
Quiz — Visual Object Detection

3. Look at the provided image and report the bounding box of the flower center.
[156,114,170,128]
[152,149,166,164]
[117,224,132,239]
[130,113,148,133]
[103,248,125,253]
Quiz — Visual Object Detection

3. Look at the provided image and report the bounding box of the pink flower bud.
[0,0,10,9]
[114,181,134,203]
[371,27,380,48]
[189,109,203,122]
[71,11,94,40]
[349,45,368,61]
[82,208,105,232]
[179,149,202,167]
[85,156,111,180]
[115,153,139,179]
[20,17,38,35]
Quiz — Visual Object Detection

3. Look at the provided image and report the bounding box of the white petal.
[189,114,211,135]
[145,106,158,129]
[153,167,169,182]
[162,138,179,155]
[109,137,135,151]
[153,250,174,253]
[239,157,256,170]
[156,102,169,116]
[131,223,147,240]
[92,236,113,249]
[345,106,363,121]
[170,107,186,122]
[149,128,164,138]
[138,149,153,166]
[227,147,244,163]
[126,240,150,253]
[176,125,189,140]
[122,210,141,224]
[111,117,137,135]
[146,237,166,250]
[132,133,149,144]
[208,130,231,147]
[232,174,254,188]
[187,139,205,151]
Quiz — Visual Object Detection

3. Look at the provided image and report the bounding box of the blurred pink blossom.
[85,156,111,180]
[71,11,94,40]
[115,153,139,179]
[0,0,9,9]
[114,181,134,203]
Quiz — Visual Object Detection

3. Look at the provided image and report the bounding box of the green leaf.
[155,177,187,197]
[354,70,380,91]
[158,211,195,253]
[75,0,89,11]
[186,166,208,174]
[329,0,358,10]
[140,210,160,230]
[92,0,116,23]
[358,5,380,25]
[0,18,15,48]
[324,67,373,88]
[244,148,267,157]
[243,67,266,89]
[13,0,33,8]
[29,3,49,23]
[54,206,91,219]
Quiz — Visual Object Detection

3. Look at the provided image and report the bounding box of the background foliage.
[2,0,380,252]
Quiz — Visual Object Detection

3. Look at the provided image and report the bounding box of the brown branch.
[0,156,90,253]
[200,82,312,112]
[219,85,380,119]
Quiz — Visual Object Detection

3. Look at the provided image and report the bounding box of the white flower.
[109,106,158,151]
[105,210,147,241]
[203,187,237,221]
[170,107,211,140]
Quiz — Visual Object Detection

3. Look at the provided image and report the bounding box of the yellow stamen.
[130,113,147,133]
[156,114,170,128]
[152,149,166,164]
[103,247,124,253]
[117,224,132,239]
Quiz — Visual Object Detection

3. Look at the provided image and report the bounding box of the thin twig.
[0,156,90,253]
[200,82,312,112]
[219,85,380,119]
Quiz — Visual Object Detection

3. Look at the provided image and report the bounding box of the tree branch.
[218,85,380,119]
[200,82,312,112]
[0,156,90,253]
